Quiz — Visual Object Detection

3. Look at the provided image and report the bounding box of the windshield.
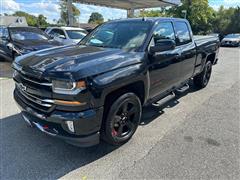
[81,21,151,50]
[66,30,86,39]
[225,34,240,38]
[10,28,49,41]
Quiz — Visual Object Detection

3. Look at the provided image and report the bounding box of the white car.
[45,27,88,45]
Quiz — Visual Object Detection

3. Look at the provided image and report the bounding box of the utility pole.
[127,8,134,18]
[187,0,192,19]
[67,0,73,26]
[182,10,187,19]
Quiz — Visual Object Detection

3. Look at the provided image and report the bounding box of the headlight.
[52,80,86,94]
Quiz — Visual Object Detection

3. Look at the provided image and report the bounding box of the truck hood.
[15,45,144,80]
[13,39,61,51]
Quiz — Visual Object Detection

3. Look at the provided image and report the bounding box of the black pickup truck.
[12,18,220,147]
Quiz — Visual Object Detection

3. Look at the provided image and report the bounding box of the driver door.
[148,21,182,98]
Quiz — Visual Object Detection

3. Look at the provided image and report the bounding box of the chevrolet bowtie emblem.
[19,83,27,91]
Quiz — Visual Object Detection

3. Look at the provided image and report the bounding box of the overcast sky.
[1,0,240,23]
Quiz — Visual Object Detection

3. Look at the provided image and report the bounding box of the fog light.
[66,121,75,133]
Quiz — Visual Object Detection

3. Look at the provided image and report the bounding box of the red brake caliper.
[112,129,118,136]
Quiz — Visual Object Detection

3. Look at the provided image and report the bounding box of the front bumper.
[14,90,103,147]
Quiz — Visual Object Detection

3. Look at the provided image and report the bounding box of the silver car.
[221,34,240,47]
[45,27,88,45]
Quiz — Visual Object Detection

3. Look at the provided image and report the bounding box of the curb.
[0,77,11,80]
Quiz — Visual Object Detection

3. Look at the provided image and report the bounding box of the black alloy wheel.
[102,93,142,145]
[193,61,212,88]
[202,62,212,86]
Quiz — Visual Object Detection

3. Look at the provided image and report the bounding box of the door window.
[49,29,66,38]
[150,22,175,47]
[174,22,192,45]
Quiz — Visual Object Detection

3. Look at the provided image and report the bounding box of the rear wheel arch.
[206,53,216,64]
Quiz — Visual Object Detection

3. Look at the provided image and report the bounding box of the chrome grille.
[16,83,54,112]
[19,74,52,86]
[14,70,52,87]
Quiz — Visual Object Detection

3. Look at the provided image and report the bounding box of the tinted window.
[174,22,191,45]
[9,27,48,41]
[81,21,151,50]
[49,29,66,38]
[152,22,175,45]
[66,30,86,39]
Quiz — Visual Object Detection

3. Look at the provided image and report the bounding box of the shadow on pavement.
[1,114,117,179]
[140,81,199,125]
[1,82,199,179]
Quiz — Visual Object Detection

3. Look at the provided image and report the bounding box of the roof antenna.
[141,9,145,21]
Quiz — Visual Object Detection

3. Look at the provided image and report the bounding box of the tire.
[193,61,212,88]
[101,93,142,146]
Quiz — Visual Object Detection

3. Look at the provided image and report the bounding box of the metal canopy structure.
[73,0,181,10]
[68,0,181,26]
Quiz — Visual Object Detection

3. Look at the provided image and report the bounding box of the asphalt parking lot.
[0,47,239,179]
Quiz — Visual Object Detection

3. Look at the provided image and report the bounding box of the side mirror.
[1,36,9,41]
[150,39,176,54]
[57,35,66,39]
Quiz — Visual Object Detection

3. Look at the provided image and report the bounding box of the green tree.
[213,6,240,35]
[138,0,216,35]
[228,7,240,34]
[12,11,38,26]
[138,1,239,35]
[59,0,80,25]
[88,12,104,24]
[212,6,234,34]
[167,0,215,34]
[139,9,167,17]
[37,14,48,27]
[12,11,48,27]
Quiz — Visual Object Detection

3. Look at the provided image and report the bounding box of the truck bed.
[194,35,219,47]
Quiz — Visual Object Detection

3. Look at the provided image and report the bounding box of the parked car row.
[0,26,90,61]
[0,26,61,61]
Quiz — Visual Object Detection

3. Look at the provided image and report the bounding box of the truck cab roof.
[109,17,189,23]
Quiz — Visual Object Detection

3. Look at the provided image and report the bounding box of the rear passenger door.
[173,21,197,82]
